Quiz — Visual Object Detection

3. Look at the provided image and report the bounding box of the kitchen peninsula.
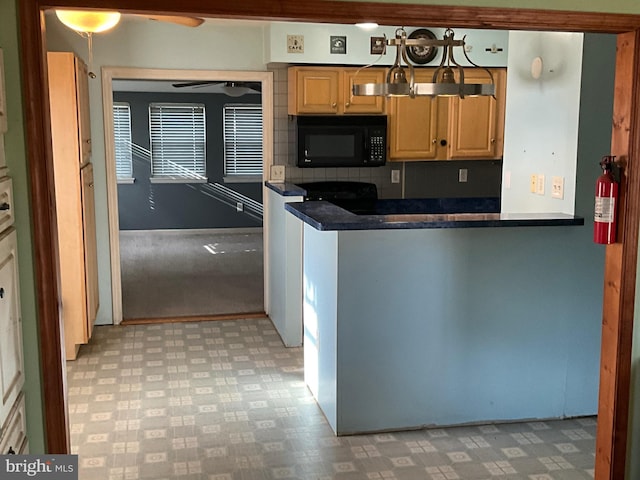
[268,182,597,435]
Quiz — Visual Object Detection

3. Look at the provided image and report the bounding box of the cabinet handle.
[345,102,350,108]
[0,202,9,211]
[88,183,94,188]
[440,139,448,147]
[7,446,15,454]
[490,138,496,144]
[331,102,337,108]
[431,139,437,144]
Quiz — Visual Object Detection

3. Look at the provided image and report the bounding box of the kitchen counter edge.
[265,181,306,197]
[284,200,585,231]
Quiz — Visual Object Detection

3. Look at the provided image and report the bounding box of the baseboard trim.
[120,227,263,235]
[120,311,268,325]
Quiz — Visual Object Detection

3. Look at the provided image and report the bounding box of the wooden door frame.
[17,1,640,478]
[102,67,274,325]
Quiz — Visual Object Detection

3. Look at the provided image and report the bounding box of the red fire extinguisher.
[594,155,619,245]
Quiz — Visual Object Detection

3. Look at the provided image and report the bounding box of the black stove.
[296,181,378,202]
[296,181,379,215]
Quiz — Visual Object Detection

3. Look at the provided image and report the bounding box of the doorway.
[18,3,640,479]
[101,67,274,324]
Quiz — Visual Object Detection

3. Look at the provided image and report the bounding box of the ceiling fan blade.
[142,15,205,27]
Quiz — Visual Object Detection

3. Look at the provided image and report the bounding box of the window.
[149,103,206,182]
[113,103,133,182]
[223,104,263,182]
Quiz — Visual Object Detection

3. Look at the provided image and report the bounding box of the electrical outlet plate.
[271,165,285,181]
[391,170,400,184]
[536,174,545,195]
[530,174,537,193]
[552,176,564,199]
[458,168,468,183]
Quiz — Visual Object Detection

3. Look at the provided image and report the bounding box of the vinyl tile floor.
[67,319,596,480]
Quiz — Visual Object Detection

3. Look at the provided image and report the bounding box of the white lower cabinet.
[0,226,25,452]
[0,392,27,454]
[0,50,27,451]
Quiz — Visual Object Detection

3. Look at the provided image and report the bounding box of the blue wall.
[328,226,604,433]
[114,91,262,230]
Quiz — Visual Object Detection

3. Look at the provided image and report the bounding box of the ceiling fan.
[172,81,262,97]
[54,10,205,34]
[134,14,205,28]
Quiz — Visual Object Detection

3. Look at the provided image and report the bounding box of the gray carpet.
[119,230,264,319]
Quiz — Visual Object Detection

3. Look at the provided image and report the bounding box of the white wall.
[45,15,269,325]
[266,22,509,67]
[501,31,584,214]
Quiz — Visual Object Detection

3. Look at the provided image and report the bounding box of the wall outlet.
[391,169,400,184]
[530,174,537,193]
[552,176,564,199]
[236,202,244,212]
[458,168,468,183]
[271,165,285,181]
[536,174,545,195]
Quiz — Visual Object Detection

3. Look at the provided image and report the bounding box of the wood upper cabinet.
[342,69,386,114]
[288,66,386,115]
[448,68,507,159]
[388,70,444,160]
[47,52,91,166]
[48,51,99,360]
[388,67,507,161]
[75,57,92,164]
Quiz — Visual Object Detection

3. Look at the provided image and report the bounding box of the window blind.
[223,104,263,177]
[149,103,206,180]
[113,103,133,179]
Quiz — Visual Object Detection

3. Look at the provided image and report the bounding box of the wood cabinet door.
[343,68,386,114]
[290,68,340,114]
[0,228,24,428]
[448,68,506,159]
[81,164,99,339]
[75,57,92,165]
[388,71,441,160]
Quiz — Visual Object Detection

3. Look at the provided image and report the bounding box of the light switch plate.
[458,168,468,183]
[536,174,545,195]
[287,35,304,54]
[391,169,400,184]
[271,165,285,181]
[530,174,537,193]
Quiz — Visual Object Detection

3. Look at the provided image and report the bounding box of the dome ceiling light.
[55,10,122,33]
[352,27,495,99]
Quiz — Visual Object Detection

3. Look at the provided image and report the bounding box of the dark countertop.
[285,200,584,231]
[265,181,307,197]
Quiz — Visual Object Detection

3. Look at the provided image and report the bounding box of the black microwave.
[294,115,387,168]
